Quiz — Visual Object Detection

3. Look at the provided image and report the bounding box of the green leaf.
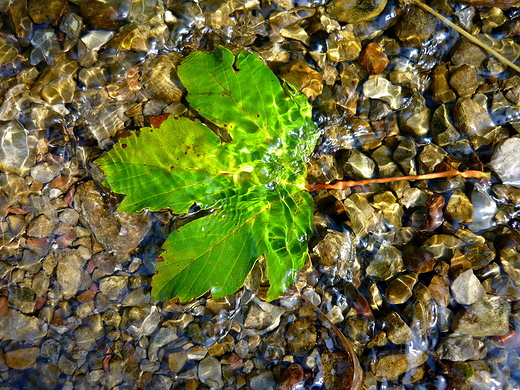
[152,183,313,301]
[97,116,235,213]
[96,46,319,302]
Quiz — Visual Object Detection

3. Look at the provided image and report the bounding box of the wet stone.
[452,295,510,337]
[343,150,376,179]
[386,273,417,305]
[249,371,276,390]
[490,137,520,187]
[57,249,87,299]
[385,312,412,344]
[80,0,122,30]
[363,76,402,110]
[451,39,488,67]
[394,6,437,44]
[286,318,317,356]
[449,65,478,97]
[431,63,456,103]
[445,190,473,224]
[168,350,188,372]
[243,299,285,334]
[28,0,67,25]
[322,351,356,389]
[451,269,486,305]
[326,0,387,23]
[436,334,478,361]
[27,214,54,238]
[8,285,36,314]
[373,351,428,381]
[326,30,362,62]
[75,181,151,255]
[98,276,128,300]
[429,275,451,307]
[5,347,39,370]
[366,244,404,280]
[0,309,46,341]
[198,355,223,388]
[359,42,389,75]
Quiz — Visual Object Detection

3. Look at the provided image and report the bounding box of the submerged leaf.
[97,46,319,302]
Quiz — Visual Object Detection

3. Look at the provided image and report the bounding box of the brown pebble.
[5,347,39,370]
[28,0,67,25]
[359,42,389,74]
[80,0,122,30]
[77,290,96,303]
[0,296,8,316]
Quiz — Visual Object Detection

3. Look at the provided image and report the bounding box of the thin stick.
[307,170,490,191]
[411,0,520,74]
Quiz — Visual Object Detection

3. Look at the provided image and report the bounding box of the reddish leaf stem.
[307,170,491,191]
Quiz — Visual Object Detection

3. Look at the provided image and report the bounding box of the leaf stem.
[410,0,520,74]
[307,170,491,191]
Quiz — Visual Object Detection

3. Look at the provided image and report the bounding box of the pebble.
[359,42,389,75]
[57,249,86,299]
[394,5,437,43]
[5,347,39,370]
[286,318,317,356]
[28,0,67,25]
[436,334,478,361]
[249,371,276,390]
[490,137,520,187]
[452,295,511,337]
[326,0,387,23]
[385,312,412,344]
[0,309,46,341]
[98,276,128,300]
[373,351,428,381]
[198,355,223,388]
[449,65,478,97]
[450,269,486,305]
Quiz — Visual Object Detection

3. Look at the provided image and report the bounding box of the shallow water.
[1,0,520,389]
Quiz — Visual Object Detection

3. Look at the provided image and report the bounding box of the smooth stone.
[385,312,412,344]
[286,318,317,356]
[249,371,276,390]
[452,97,494,139]
[168,350,188,372]
[451,269,486,305]
[451,39,488,67]
[326,0,387,23]
[394,6,437,43]
[490,137,520,187]
[80,0,122,30]
[363,76,402,110]
[243,299,285,335]
[373,351,428,381]
[445,191,473,224]
[28,0,67,24]
[5,347,39,370]
[436,334,477,361]
[449,65,478,97]
[98,276,128,300]
[74,181,151,255]
[452,295,510,337]
[27,214,54,238]
[0,309,46,341]
[359,42,389,74]
[57,249,86,299]
[198,355,223,388]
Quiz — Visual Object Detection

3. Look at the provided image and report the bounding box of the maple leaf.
[97,46,319,301]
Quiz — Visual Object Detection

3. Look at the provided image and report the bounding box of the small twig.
[410,0,520,74]
[307,170,490,191]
